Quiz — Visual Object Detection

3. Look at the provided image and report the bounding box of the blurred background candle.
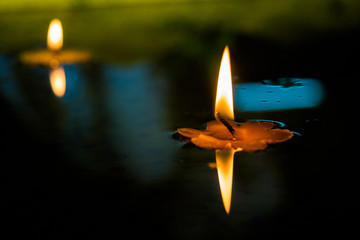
[47,19,63,51]
[19,18,91,67]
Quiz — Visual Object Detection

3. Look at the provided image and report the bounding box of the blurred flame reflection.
[50,66,66,97]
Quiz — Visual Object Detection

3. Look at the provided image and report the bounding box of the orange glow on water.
[216,149,235,214]
[50,66,66,97]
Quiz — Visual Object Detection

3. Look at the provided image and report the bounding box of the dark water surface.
[1,4,359,239]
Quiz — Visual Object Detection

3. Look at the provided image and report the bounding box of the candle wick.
[215,112,236,137]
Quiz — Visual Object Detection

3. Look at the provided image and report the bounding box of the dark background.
[1,1,359,239]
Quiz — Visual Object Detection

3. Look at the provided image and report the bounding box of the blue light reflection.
[234,78,325,112]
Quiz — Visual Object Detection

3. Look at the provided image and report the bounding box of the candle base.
[19,49,91,67]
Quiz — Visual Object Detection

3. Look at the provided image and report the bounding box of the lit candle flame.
[215,46,235,214]
[50,66,66,97]
[47,19,63,51]
[215,45,234,121]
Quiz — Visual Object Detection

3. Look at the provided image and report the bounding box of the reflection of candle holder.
[20,49,91,68]
[19,18,91,68]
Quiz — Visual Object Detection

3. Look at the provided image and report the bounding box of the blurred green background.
[1,0,360,62]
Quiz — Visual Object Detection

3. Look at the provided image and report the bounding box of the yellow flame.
[216,149,235,214]
[50,66,66,97]
[47,19,63,51]
[214,46,235,214]
[215,46,234,121]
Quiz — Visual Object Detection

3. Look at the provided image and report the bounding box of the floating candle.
[177,46,293,152]
[176,46,293,214]
[178,119,293,153]
[19,18,91,67]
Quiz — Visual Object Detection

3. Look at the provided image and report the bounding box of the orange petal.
[237,121,293,142]
[232,140,268,153]
[206,120,238,130]
[239,121,274,133]
[205,120,236,140]
[191,134,232,150]
[177,128,203,138]
[265,129,294,143]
